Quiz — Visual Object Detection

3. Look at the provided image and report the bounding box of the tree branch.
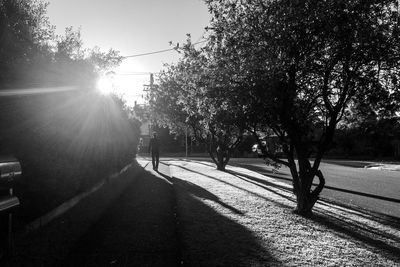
[310,170,325,205]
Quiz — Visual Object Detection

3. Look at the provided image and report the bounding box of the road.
[179,157,400,218]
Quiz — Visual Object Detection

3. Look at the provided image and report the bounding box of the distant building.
[138,121,151,154]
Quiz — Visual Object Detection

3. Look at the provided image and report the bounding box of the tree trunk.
[207,148,226,171]
[216,146,227,171]
[291,157,326,217]
[216,162,225,171]
[294,178,315,217]
[206,133,242,172]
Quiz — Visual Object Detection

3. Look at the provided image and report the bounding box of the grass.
[167,159,400,267]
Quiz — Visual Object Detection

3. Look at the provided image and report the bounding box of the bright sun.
[96,60,150,106]
[97,76,114,95]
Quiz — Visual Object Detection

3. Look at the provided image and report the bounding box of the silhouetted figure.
[149,132,160,170]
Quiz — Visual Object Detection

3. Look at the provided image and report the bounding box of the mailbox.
[0,161,21,186]
[0,158,21,258]
[0,196,19,212]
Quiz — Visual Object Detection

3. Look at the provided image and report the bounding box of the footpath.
[3,157,400,266]
[5,160,181,267]
[63,161,181,266]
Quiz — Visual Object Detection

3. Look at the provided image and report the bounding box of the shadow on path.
[60,161,283,266]
[167,163,292,210]
[63,166,180,267]
[157,171,244,215]
[159,177,281,265]
[226,170,296,204]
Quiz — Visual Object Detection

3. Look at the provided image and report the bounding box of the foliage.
[332,117,400,158]
[0,91,139,222]
[0,0,123,89]
[151,40,243,170]
[203,0,400,214]
[51,27,123,88]
[0,0,54,87]
[0,0,137,222]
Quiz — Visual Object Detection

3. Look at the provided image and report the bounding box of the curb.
[162,161,185,267]
[24,162,133,233]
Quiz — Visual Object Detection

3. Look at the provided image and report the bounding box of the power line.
[123,48,176,58]
[114,72,154,76]
[112,72,162,76]
[122,40,207,59]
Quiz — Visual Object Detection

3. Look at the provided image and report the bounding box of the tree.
[205,0,400,215]
[53,27,123,88]
[0,0,55,87]
[151,40,243,171]
[0,0,122,89]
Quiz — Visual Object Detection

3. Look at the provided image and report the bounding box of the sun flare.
[96,60,152,106]
[97,76,114,95]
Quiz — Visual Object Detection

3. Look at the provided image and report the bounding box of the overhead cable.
[122,40,207,59]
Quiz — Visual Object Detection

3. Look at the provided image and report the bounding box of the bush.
[0,89,139,223]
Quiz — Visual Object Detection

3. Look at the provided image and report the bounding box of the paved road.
[232,158,400,218]
[63,163,181,266]
[168,157,400,218]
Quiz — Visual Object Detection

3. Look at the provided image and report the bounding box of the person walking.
[148,132,160,170]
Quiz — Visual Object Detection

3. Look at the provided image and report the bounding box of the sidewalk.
[64,162,181,266]
[4,160,181,267]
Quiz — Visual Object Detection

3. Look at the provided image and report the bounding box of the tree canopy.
[153,0,400,215]
[0,0,122,89]
[151,40,244,170]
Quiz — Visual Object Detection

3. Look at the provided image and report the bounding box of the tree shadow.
[225,168,400,228]
[168,160,400,263]
[311,211,400,261]
[174,158,217,169]
[62,164,282,266]
[226,166,400,260]
[226,170,296,204]
[168,163,292,210]
[317,199,400,232]
[229,163,293,186]
[315,207,400,243]
[230,162,291,177]
[229,162,400,227]
[156,171,245,215]
[168,160,295,204]
[160,177,282,266]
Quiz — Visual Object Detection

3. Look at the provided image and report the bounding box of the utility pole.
[149,73,154,87]
[143,73,154,134]
[185,126,188,158]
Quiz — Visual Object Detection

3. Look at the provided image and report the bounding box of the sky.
[46,0,211,105]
